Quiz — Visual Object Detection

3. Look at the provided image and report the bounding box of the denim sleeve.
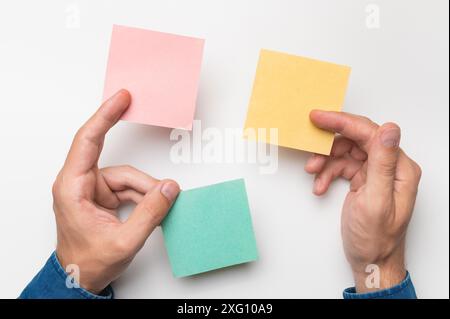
[343,271,417,299]
[19,251,114,299]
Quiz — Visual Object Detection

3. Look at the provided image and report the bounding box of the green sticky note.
[162,179,258,277]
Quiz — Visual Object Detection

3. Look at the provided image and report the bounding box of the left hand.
[53,89,180,294]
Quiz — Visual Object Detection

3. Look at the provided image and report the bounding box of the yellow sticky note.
[244,49,351,155]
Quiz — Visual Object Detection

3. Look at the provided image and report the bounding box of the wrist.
[55,248,106,295]
[351,257,406,293]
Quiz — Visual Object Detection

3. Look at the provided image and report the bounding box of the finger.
[100,166,159,194]
[394,150,422,222]
[64,90,131,176]
[394,151,422,209]
[329,136,368,161]
[313,155,363,195]
[310,110,378,152]
[305,153,328,174]
[116,189,144,204]
[350,145,368,161]
[330,136,354,157]
[330,137,368,161]
[350,161,368,192]
[304,137,366,174]
[305,137,352,174]
[95,165,158,209]
[305,136,354,174]
[95,169,121,209]
[366,123,401,198]
[122,180,180,251]
[396,150,422,189]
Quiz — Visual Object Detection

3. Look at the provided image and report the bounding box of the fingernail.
[160,181,180,203]
[381,128,401,148]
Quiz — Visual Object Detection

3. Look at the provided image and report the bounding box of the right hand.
[305,111,422,293]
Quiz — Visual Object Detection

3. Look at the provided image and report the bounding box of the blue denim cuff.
[343,271,417,299]
[19,251,114,299]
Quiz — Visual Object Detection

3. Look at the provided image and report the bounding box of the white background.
[0,0,448,298]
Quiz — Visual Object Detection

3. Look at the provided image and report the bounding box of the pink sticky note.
[103,25,205,130]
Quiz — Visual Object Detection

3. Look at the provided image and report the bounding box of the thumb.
[367,122,401,198]
[123,179,180,251]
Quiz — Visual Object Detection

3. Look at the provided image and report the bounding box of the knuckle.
[412,162,422,181]
[377,159,397,176]
[359,116,379,131]
[142,201,167,224]
[405,159,422,183]
[52,173,64,199]
[75,125,94,143]
[51,180,59,198]
[75,126,88,139]
[381,122,401,131]
[114,237,133,255]
[359,115,373,123]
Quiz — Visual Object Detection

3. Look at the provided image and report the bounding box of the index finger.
[64,89,131,176]
[310,110,379,152]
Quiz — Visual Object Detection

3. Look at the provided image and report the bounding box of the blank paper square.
[162,179,258,277]
[103,25,204,130]
[244,49,351,155]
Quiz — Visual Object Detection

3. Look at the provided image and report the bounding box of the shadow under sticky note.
[103,25,204,130]
[244,49,351,155]
[162,179,258,278]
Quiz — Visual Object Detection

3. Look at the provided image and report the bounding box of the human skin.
[53,89,180,294]
[53,89,421,295]
[305,110,422,293]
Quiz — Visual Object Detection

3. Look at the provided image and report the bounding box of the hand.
[52,90,180,294]
[305,111,421,293]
